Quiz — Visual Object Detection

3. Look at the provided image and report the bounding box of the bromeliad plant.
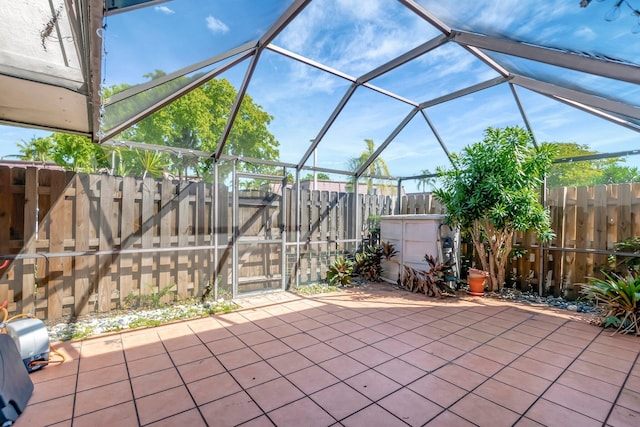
[433,126,557,291]
[582,273,640,335]
[327,256,354,287]
[354,244,384,282]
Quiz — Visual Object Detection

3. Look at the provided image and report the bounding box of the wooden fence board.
[140,177,155,296]
[97,175,114,313]
[159,179,173,290]
[74,174,91,316]
[177,182,190,297]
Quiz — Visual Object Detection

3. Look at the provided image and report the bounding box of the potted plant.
[467,268,489,296]
[433,126,557,292]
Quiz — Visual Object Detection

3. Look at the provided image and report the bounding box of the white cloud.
[573,26,597,40]
[154,5,174,15]
[206,16,230,34]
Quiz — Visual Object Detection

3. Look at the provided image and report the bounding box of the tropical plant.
[326,256,354,287]
[416,169,437,192]
[381,240,398,260]
[433,126,557,291]
[607,236,640,274]
[135,149,169,179]
[582,273,640,335]
[347,138,391,194]
[354,244,383,282]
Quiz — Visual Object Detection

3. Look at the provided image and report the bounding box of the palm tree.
[416,169,436,192]
[348,139,390,194]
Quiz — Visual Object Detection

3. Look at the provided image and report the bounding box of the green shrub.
[354,244,383,282]
[124,283,176,309]
[582,273,640,335]
[327,256,354,287]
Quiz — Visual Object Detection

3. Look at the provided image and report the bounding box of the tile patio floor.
[15,283,640,427]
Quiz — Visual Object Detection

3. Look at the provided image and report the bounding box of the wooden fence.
[3,165,639,320]
[401,185,640,293]
[0,166,393,320]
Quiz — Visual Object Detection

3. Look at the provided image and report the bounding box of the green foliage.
[347,139,391,194]
[293,283,339,295]
[301,173,330,181]
[135,149,169,179]
[417,169,437,192]
[18,134,109,172]
[367,215,381,244]
[18,75,279,181]
[208,300,240,314]
[124,284,177,309]
[547,142,639,187]
[354,244,384,282]
[433,126,557,291]
[607,237,640,274]
[582,273,640,335]
[67,324,95,340]
[122,75,279,180]
[327,256,354,287]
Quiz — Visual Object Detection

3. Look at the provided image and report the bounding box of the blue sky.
[2,0,639,191]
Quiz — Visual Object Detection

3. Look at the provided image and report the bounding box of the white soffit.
[0,74,90,135]
[0,0,91,134]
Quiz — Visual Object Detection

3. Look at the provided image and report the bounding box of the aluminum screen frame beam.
[512,75,640,128]
[267,44,417,106]
[419,76,510,109]
[297,83,358,169]
[357,34,451,84]
[213,50,262,161]
[104,42,256,106]
[355,107,420,178]
[452,30,640,85]
[101,48,255,142]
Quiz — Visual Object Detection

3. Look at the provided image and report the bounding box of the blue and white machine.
[4,318,49,373]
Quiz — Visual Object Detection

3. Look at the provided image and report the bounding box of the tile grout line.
[410,306,572,425]
[68,341,83,427]
[185,315,325,427]
[602,337,640,426]
[510,321,612,426]
[122,332,154,427]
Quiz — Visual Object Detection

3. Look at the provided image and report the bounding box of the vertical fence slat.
[617,183,631,243]
[21,167,38,315]
[74,174,91,316]
[177,182,190,297]
[97,175,114,312]
[49,170,68,319]
[574,187,590,283]
[159,179,173,292]
[139,177,155,295]
[119,176,136,305]
[593,185,608,272]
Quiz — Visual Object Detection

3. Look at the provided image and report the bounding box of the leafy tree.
[18,133,109,172]
[126,74,279,180]
[547,143,638,187]
[18,73,279,181]
[347,139,390,194]
[599,164,640,184]
[16,137,54,165]
[434,126,557,291]
[301,173,330,181]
